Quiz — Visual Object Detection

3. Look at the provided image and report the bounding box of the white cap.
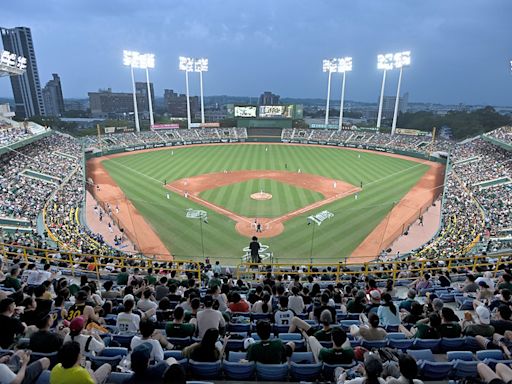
[123,294,135,303]
[244,337,255,350]
[475,305,491,325]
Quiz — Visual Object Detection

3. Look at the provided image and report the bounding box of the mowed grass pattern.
[200,179,325,218]
[100,144,430,263]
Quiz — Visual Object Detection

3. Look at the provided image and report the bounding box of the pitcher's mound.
[251,192,272,200]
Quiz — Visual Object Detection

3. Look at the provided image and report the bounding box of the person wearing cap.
[50,340,111,384]
[351,313,388,341]
[476,271,495,290]
[65,290,100,325]
[196,295,225,339]
[302,326,354,365]
[365,290,381,315]
[337,353,386,384]
[29,313,64,353]
[123,343,172,384]
[0,297,26,349]
[247,320,295,364]
[462,302,495,337]
[63,316,105,355]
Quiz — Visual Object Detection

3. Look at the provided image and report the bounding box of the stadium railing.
[0,242,202,283]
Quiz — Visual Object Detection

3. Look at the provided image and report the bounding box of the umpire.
[249,236,261,264]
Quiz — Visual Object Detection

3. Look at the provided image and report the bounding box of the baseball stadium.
[1,9,512,384]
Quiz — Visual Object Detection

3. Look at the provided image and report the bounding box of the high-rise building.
[42,73,65,116]
[259,91,280,106]
[135,81,154,114]
[164,89,198,118]
[379,92,409,119]
[88,88,135,118]
[1,26,45,118]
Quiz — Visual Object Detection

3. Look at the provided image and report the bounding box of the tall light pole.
[123,50,141,132]
[391,51,411,135]
[376,53,394,129]
[140,53,155,128]
[322,59,337,125]
[337,57,352,130]
[194,58,208,125]
[179,56,194,129]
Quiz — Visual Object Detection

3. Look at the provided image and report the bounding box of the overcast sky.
[2,0,511,105]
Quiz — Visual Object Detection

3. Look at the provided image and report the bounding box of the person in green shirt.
[166,306,195,338]
[116,267,129,285]
[50,341,111,384]
[498,275,512,292]
[399,313,442,339]
[4,267,22,291]
[303,327,354,364]
[208,273,222,290]
[440,307,462,338]
[146,268,157,286]
[246,320,295,364]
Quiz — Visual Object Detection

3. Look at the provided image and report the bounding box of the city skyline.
[1,0,512,106]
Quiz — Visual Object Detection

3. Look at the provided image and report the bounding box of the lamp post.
[179,56,194,129]
[140,53,155,128]
[322,59,337,125]
[376,53,394,129]
[337,57,352,131]
[123,50,141,132]
[391,51,411,135]
[194,58,208,125]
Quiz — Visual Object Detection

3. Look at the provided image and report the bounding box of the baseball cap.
[475,305,491,325]
[244,337,255,350]
[123,294,135,304]
[319,309,333,324]
[370,290,381,301]
[479,281,490,289]
[432,298,444,311]
[69,316,85,333]
[131,342,153,366]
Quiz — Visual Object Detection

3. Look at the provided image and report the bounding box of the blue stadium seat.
[189,360,222,379]
[34,370,50,384]
[273,325,290,334]
[111,334,135,349]
[256,362,289,381]
[447,351,473,361]
[29,351,59,369]
[384,325,399,332]
[227,351,247,362]
[440,293,455,302]
[482,359,512,370]
[407,349,435,362]
[251,313,271,321]
[225,339,245,351]
[168,337,192,348]
[228,323,251,333]
[104,314,117,325]
[476,350,503,361]
[108,372,132,384]
[457,299,474,310]
[464,336,481,352]
[346,313,360,320]
[319,340,333,348]
[100,347,128,357]
[412,338,441,352]
[290,361,322,381]
[339,320,360,331]
[361,339,388,349]
[387,332,406,340]
[388,338,413,351]
[452,360,479,378]
[441,337,466,352]
[323,362,357,381]
[419,361,454,380]
[88,354,123,370]
[290,352,315,364]
[223,360,255,380]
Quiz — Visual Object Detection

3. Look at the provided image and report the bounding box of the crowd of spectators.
[486,126,512,146]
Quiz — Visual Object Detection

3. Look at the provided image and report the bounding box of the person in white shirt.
[196,295,225,338]
[252,294,272,314]
[137,289,158,312]
[274,296,296,326]
[288,287,305,314]
[337,354,386,384]
[213,261,222,275]
[130,319,164,362]
[64,316,105,355]
[116,298,141,333]
[475,271,495,290]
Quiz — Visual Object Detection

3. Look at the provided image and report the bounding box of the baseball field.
[90,143,439,264]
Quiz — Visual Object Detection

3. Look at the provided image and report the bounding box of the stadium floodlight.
[322,58,338,125]
[0,50,27,77]
[376,53,395,129]
[337,57,352,130]
[391,51,411,135]
[123,50,141,132]
[179,56,194,129]
[194,58,209,124]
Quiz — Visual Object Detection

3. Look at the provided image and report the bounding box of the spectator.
[228,292,250,313]
[162,359,186,384]
[116,297,140,333]
[63,316,105,355]
[182,328,228,362]
[313,293,337,322]
[65,291,100,325]
[123,343,170,384]
[274,296,295,326]
[29,313,63,353]
[478,362,512,384]
[154,277,169,301]
[0,350,49,384]
[347,291,366,314]
[288,286,305,314]
[462,274,480,293]
[302,326,354,364]
[491,305,512,335]
[0,297,26,349]
[366,291,381,314]
[4,267,22,291]
[289,310,337,341]
[196,295,225,339]
[137,289,158,313]
[251,293,272,314]
[336,353,385,384]
[377,293,400,327]
[50,341,111,384]
[246,320,295,364]
[116,267,129,286]
[477,281,494,302]
[440,307,462,338]
[462,304,495,337]
[386,355,424,384]
[211,285,228,312]
[350,313,388,341]
[402,302,425,325]
[130,319,164,362]
[399,289,417,312]
[399,313,442,339]
[165,306,195,338]
[476,271,495,290]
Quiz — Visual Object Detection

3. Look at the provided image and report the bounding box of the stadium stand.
[0,125,511,382]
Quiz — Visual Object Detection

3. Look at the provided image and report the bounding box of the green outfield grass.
[199,178,325,218]
[100,144,430,264]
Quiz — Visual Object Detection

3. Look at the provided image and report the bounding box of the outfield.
[98,144,430,264]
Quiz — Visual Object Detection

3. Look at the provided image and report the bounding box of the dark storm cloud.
[2,0,511,105]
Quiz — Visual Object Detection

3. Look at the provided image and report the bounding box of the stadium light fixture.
[376,53,394,129]
[194,58,209,125]
[322,58,338,125]
[179,56,194,129]
[391,51,411,135]
[337,57,352,130]
[123,50,141,132]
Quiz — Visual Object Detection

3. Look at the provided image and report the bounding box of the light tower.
[337,57,352,130]
[376,53,394,129]
[194,58,208,125]
[140,53,155,128]
[391,51,411,135]
[123,50,141,132]
[179,56,194,129]
[322,58,337,125]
